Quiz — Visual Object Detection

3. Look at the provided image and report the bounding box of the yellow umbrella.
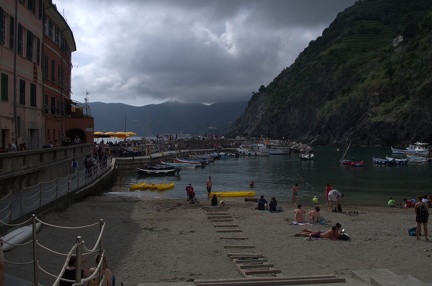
[94,131,104,135]
[126,131,137,136]
[114,131,129,139]
[105,131,116,136]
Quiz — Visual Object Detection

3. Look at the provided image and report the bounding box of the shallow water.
[106,146,432,207]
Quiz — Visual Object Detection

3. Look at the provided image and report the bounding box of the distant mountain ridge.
[89,101,248,136]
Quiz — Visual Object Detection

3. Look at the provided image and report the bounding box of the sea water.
[106,146,432,207]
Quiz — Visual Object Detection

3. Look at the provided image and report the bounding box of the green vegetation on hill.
[227,0,432,146]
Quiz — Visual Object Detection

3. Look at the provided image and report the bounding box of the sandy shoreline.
[5,195,432,285]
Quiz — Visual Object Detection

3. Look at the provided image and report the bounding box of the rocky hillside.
[227,0,432,146]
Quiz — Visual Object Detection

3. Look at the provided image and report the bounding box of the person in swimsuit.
[292,183,299,204]
[295,223,341,239]
[325,183,333,205]
[415,195,429,241]
[206,176,212,197]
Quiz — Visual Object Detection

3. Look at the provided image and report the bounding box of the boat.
[3,222,42,252]
[173,158,203,166]
[259,140,291,155]
[406,155,428,164]
[142,164,177,171]
[237,144,269,156]
[210,191,256,197]
[385,156,408,166]
[160,161,201,168]
[300,153,314,160]
[351,160,364,167]
[391,142,430,156]
[372,157,395,166]
[339,141,353,165]
[130,182,153,190]
[136,167,181,176]
[155,182,175,191]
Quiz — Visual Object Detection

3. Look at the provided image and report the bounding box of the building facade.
[0,0,93,151]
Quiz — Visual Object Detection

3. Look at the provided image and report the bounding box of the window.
[0,8,5,45]
[44,94,48,112]
[19,79,25,105]
[26,30,33,61]
[17,117,21,137]
[36,37,40,64]
[57,64,60,84]
[51,96,55,114]
[18,24,23,55]
[9,16,14,50]
[28,0,35,13]
[38,0,42,19]
[51,60,55,81]
[30,83,36,107]
[55,26,59,45]
[44,56,48,78]
[48,20,53,39]
[1,73,8,101]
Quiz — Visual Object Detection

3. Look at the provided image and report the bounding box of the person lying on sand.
[294,223,341,239]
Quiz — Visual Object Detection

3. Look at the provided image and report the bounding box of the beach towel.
[289,221,312,226]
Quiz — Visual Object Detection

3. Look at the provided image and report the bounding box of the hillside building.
[0,0,93,151]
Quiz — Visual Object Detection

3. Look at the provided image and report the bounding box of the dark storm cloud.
[55,0,356,106]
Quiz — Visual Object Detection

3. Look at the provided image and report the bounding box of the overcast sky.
[54,0,356,107]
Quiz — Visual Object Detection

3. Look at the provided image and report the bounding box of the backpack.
[420,203,429,215]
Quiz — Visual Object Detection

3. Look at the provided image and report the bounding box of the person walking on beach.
[292,183,299,204]
[415,195,429,241]
[206,176,213,197]
[186,184,196,204]
[324,183,333,205]
[328,189,343,212]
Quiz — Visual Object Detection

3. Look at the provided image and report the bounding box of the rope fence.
[2,214,106,286]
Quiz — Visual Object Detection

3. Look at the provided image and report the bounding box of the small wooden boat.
[137,167,180,176]
[210,191,256,197]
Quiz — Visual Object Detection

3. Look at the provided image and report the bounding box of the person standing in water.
[292,183,299,205]
[206,176,213,198]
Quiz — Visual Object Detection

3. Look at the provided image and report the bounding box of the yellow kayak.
[156,182,175,191]
[210,191,256,197]
[130,182,152,191]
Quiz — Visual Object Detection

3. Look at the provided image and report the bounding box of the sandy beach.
[5,195,432,285]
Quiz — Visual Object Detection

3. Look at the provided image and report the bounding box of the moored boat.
[300,153,314,160]
[406,155,428,164]
[391,142,430,156]
[385,156,408,166]
[210,191,256,197]
[351,160,364,167]
[372,157,395,166]
[137,167,181,176]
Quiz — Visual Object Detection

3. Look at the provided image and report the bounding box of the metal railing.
[0,159,113,224]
